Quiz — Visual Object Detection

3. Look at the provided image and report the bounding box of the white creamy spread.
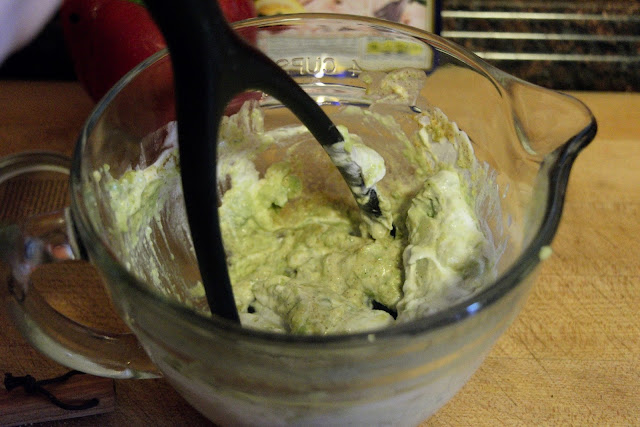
[97,86,499,335]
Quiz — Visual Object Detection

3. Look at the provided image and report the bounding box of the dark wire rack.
[441,0,640,91]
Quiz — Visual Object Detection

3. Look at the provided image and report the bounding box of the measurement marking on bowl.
[274,56,366,77]
[275,56,338,75]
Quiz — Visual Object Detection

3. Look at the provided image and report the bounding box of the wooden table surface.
[0,82,638,426]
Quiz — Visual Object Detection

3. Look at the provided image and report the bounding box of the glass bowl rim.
[70,13,597,346]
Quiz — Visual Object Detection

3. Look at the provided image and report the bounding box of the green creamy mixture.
[97,80,497,335]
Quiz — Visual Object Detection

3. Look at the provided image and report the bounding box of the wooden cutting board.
[0,82,638,426]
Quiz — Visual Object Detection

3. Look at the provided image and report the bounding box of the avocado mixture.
[97,89,497,335]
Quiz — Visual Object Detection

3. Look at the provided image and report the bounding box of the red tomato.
[60,0,257,102]
[218,0,257,27]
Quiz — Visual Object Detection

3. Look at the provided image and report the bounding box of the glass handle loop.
[0,151,159,379]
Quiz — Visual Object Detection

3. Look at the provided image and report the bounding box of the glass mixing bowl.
[0,14,595,426]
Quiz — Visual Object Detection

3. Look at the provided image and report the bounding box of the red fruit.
[60,0,257,102]
[60,0,164,102]
[218,0,257,25]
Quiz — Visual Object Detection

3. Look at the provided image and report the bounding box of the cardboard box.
[253,0,441,33]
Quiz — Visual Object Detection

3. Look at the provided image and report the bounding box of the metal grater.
[441,0,640,91]
[0,175,69,222]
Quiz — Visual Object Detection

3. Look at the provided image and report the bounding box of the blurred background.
[440,0,640,91]
[1,0,638,91]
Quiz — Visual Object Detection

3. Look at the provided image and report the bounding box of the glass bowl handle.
[0,151,159,379]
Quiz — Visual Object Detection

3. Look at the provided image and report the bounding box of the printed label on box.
[253,0,438,32]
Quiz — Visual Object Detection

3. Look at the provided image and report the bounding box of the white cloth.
[0,0,62,65]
